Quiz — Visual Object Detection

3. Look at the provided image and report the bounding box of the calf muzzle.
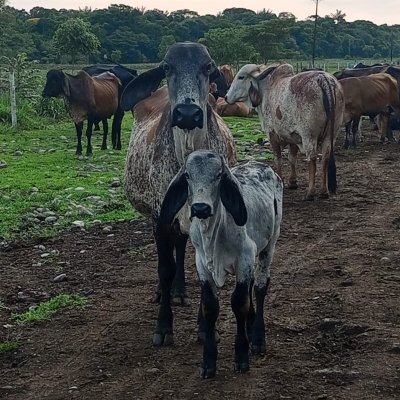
[172,104,203,130]
[191,203,212,219]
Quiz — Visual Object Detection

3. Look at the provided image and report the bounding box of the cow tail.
[320,75,337,195]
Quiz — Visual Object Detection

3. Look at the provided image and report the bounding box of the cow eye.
[163,63,170,73]
[205,63,212,73]
[238,76,244,80]
[184,172,190,180]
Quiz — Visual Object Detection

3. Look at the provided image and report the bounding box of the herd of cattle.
[42,42,400,378]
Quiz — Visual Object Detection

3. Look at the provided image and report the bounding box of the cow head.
[42,69,69,98]
[121,42,221,130]
[159,150,247,227]
[225,64,277,108]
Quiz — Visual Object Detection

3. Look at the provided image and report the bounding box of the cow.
[215,97,251,117]
[82,64,138,150]
[158,149,283,378]
[42,70,121,156]
[339,73,400,148]
[226,64,344,200]
[120,42,236,346]
[219,64,234,87]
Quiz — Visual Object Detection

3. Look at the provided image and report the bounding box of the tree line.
[0,4,400,65]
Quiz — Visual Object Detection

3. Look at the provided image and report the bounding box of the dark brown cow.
[339,73,400,148]
[43,70,120,155]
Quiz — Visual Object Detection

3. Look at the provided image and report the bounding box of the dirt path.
[1,130,400,400]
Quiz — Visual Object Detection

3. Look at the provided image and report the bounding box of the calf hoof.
[319,191,329,199]
[153,331,174,347]
[251,342,266,355]
[234,362,250,373]
[200,362,216,379]
[287,182,298,190]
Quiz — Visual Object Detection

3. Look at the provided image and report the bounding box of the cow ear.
[249,82,262,107]
[120,65,165,111]
[62,73,70,97]
[210,61,221,83]
[158,169,188,226]
[220,163,247,226]
[256,66,276,81]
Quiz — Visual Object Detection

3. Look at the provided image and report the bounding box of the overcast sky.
[8,0,399,25]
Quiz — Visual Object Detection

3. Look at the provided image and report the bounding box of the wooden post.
[9,69,17,128]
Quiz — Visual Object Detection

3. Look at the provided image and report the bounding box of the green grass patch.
[12,294,88,325]
[0,341,19,353]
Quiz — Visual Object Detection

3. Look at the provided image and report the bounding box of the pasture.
[0,115,399,399]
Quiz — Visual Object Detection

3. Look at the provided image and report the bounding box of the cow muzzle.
[191,203,212,220]
[172,104,203,130]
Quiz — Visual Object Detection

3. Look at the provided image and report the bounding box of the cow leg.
[86,117,93,156]
[344,121,352,149]
[246,279,256,343]
[197,301,220,344]
[378,112,389,143]
[305,156,317,200]
[288,144,298,189]
[270,131,283,179]
[153,224,176,347]
[75,122,83,156]
[93,121,101,132]
[351,117,360,149]
[232,277,251,373]
[112,108,124,150]
[101,119,108,150]
[172,233,189,306]
[320,141,330,199]
[199,280,219,379]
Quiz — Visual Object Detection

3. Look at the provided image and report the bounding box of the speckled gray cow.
[120,42,236,346]
[159,150,283,378]
[226,64,344,200]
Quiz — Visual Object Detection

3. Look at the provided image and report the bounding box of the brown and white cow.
[219,64,234,87]
[339,73,400,148]
[226,64,344,200]
[215,97,251,117]
[42,70,121,155]
[120,42,236,347]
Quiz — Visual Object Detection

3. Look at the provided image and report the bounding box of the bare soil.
[1,128,400,400]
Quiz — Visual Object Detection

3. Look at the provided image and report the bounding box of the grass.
[12,294,88,325]
[0,341,19,352]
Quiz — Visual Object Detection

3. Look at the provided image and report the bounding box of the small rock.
[319,318,341,333]
[31,187,39,193]
[72,220,85,228]
[53,273,67,283]
[84,289,94,295]
[103,226,112,232]
[78,207,93,216]
[48,148,56,153]
[110,180,121,188]
[107,234,115,237]
[60,135,67,141]
[340,277,354,287]
[380,257,390,264]
[146,368,160,373]
[69,386,79,390]
[92,220,102,224]
[1,385,15,390]
[38,149,46,154]
[32,262,42,267]
[38,245,46,251]
[45,216,58,223]
[14,151,23,156]
[40,253,50,258]
[43,211,56,217]
[75,187,85,191]
[80,250,86,254]
[0,160,7,168]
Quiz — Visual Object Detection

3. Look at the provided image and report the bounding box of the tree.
[158,35,175,59]
[330,9,346,24]
[53,17,100,62]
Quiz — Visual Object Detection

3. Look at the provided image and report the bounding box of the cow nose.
[172,104,203,130]
[191,203,212,219]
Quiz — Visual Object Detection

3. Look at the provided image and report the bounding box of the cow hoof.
[305,194,315,201]
[86,151,93,157]
[234,362,250,373]
[116,145,122,150]
[172,294,190,306]
[153,331,174,347]
[251,342,266,355]
[200,363,216,379]
[101,145,107,150]
[197,330,220,344]
[319,192,329,199]
[287,182,298,190]
[75,151,82,156]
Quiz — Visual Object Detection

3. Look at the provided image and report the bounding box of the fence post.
[9,69,17,128]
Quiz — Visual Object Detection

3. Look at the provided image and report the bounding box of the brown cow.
[226,63,345,200]
[215,97,251,117]
[339,73,400,148]
[219,64,234,87]
[42,70,120,155]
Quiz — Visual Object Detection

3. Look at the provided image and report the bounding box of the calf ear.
[249,82,262,107]
[220,166,247,226]
[158,170,188,226]
[120,65,165,111]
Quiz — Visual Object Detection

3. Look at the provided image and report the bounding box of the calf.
[226,64,344,200]
[339,73,400,148]
[42,70,120,155]
[159,150,283,378]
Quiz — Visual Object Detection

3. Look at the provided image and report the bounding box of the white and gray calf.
[159,150,283,378]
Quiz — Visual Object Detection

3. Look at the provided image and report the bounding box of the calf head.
[159,150,247,226]
[42,69,68,98]
[225,64,277,107]
[121,42,221,130]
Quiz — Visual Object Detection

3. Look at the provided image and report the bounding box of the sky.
[8,0,399,26]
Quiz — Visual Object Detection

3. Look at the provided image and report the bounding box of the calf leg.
[101,119,108,150]
[288,144,299,189]
[270,131,283,179]
[305,156,317,201]
[153,224,176,347]
[172,233,189,306]
[351,117,360,149]
[86,117,94,156]
[199,280,219,379]
[232,280,250,373]
[75,122,83,156]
